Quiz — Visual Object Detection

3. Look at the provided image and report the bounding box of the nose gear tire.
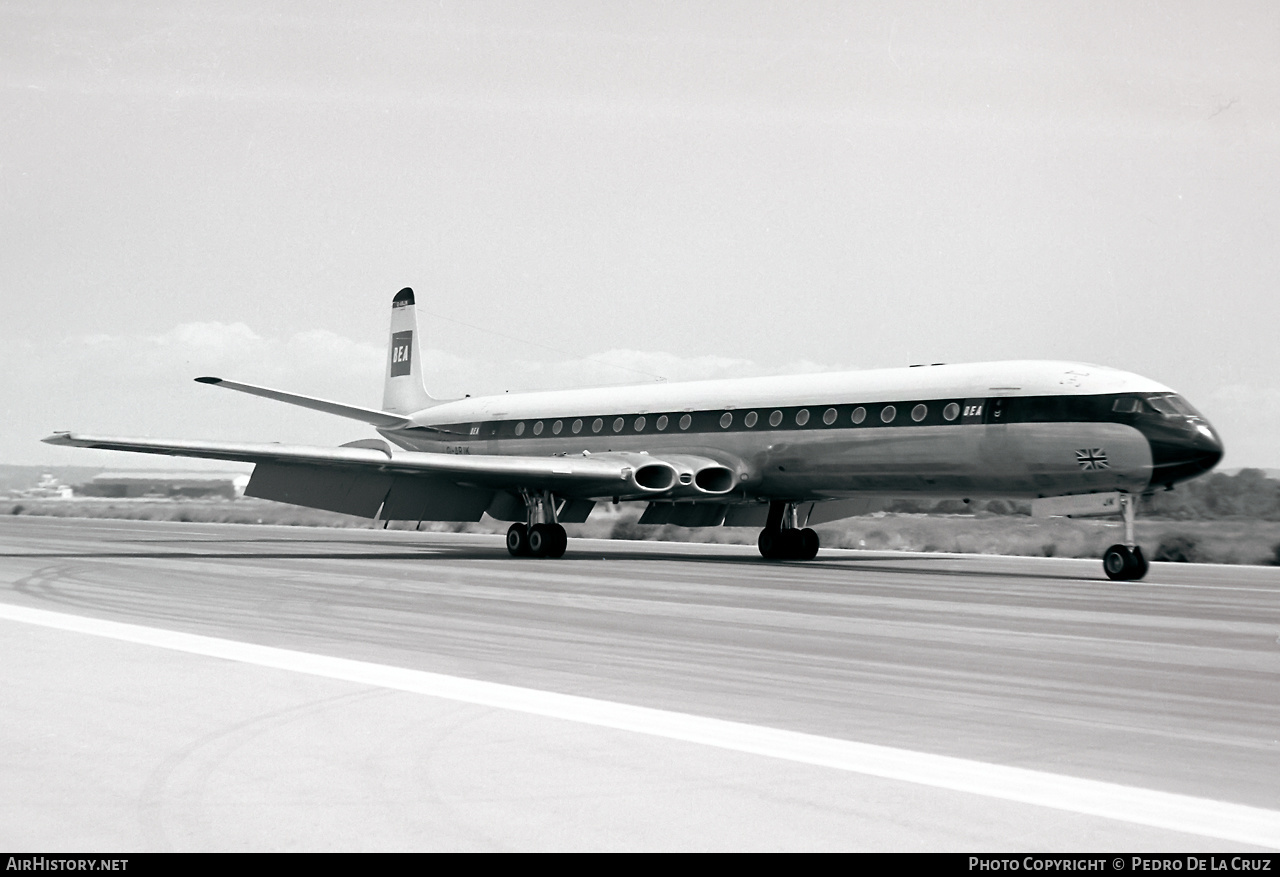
[1103,544,1149,581]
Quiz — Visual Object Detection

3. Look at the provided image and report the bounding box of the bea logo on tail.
[390,331,413,377]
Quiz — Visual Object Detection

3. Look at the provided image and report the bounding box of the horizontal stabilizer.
[195,377,413,429]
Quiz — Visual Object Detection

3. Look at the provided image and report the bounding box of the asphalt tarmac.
[1,515,1277,851]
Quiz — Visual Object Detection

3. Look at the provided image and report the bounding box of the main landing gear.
[1103,493,1149,581]
[758,501,820,560]
[506,491,567,558]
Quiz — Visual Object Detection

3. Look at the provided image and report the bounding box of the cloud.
[416,346,846,399]
[11,319,848,463]
[58,322,383,388]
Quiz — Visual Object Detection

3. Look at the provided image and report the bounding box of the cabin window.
[613,417,625,433]
[592,418,604,433]
[533,421,544,435]
[552,420,563,435]
[679,414,692,430]
[943,402,959,421]
[744,411,758,428]
[515,422,525,436]
[1112,397,1141,414]
[769,410,783,427]
[912,404,927,422]
[795,409,810,426]
[720,412,733,428]
[656,415,668,431]
[823,407,837,425]
[880,405,897,423]
[852,407,866,424]
[572,419,582,434]
[634,416,646,431]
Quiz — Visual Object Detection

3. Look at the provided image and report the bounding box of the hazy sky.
[3,1,1278,469]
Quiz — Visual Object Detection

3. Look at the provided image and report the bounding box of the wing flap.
[245,463,393,517]
[379,474,492,522]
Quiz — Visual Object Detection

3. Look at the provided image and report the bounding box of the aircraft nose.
[1155,419,1224,486]
[1141,414,1224,488]
[1190,421,1225,472]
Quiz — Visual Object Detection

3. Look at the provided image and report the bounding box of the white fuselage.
[379,361,1182,502]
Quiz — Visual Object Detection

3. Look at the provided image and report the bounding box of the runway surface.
[1,516,1278,850]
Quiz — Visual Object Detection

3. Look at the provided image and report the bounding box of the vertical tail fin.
[381,287,440,414]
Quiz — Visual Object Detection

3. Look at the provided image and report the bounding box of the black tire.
[528,523,554,557]
[779,528,802,559]
[1129,545,1149,580]
[547,524,568,558]
[1103,544,1133,581]
[758,528,780,559]
[506,523,530,557]
[798,528,820,560]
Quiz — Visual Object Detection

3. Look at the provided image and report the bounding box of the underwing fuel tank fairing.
[45,287,1223,581]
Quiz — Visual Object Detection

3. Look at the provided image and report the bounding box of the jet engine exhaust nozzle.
[693,465,735,494]
[632,462,679,492]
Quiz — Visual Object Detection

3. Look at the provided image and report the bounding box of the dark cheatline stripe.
[404,393,1167,441]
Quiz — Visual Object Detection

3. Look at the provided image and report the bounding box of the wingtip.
[194,376,222,385]
[41,431,72,446]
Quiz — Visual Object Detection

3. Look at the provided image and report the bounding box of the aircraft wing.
[42,432,678,521]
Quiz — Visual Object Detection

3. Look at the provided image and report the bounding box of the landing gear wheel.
[528,523,555,557]
[506,523,530,557]
[1103,544,1132,580]
[798,528,820,560]
[1103,544,1148,581]
[1129,545,1149,580]
[758,528,819,560]
[758,528,782,559]
[546,523,567,558]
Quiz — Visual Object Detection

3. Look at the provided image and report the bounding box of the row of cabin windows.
[510,401,963,437]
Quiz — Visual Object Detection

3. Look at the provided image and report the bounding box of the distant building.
[14,474,74,499]
[77,471,250,499]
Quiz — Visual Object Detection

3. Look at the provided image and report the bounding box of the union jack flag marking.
[1076,448,1109,470]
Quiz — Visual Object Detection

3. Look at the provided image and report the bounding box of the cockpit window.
[1111,398,1141,414]
[1146,394,1202,418]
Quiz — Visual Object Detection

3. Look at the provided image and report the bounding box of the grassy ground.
[4,497,1278,566]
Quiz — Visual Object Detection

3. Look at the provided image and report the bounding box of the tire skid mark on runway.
[136,688,382,851]
[413,704,535,852]
[2,601,1278,849]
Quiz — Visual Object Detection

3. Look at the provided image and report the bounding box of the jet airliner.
[46,287,1224,580]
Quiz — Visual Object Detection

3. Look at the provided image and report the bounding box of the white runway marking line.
[3,602,1277,850]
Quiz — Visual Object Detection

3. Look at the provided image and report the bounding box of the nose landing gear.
[758,501,820,560]
[1103,493,1149,581]
[506,491,568,558]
